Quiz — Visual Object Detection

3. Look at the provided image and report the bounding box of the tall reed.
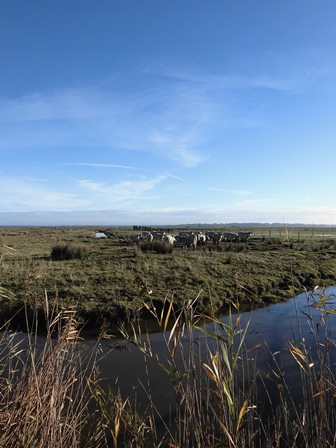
[0,304,101,447]
[96,290,336,447]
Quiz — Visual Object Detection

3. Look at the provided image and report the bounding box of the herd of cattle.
[130,230,253,250]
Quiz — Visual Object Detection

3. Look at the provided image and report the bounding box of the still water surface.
[81,286,336,418]
[7,287,336,422]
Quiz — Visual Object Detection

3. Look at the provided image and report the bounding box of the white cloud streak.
[0,173,171,212]
[154,69,302,92]
[77,175,167,205]
[0,89,105,122]
[0,86,211,167]
[1,58,332,174]
[70,163,138,170]
[0,176,88,211]
[166,173,187,182]
[208,187,253,196]
[1,172,335,224]
[2,62,297,167]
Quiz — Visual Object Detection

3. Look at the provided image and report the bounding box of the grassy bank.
[1,227,336,330]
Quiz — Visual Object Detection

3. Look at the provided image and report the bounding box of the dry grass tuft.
[0,305,100,448]
[51,244,86,261]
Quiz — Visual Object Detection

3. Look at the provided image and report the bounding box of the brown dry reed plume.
[0,299,102,448]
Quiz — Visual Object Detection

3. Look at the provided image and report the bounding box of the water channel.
[80,285,336,420]
[6,286,336,431]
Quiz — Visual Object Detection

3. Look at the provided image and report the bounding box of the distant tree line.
[133,225,174,233]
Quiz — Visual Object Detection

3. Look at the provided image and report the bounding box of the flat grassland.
[1,226,336,329]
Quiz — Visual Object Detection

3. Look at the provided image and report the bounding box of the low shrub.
[140,241,173,254]
[51,244,86,261]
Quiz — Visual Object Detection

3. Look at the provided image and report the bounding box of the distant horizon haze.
[1,208,336,226]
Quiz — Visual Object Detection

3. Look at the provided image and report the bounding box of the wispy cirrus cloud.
[69,162,138,170]
[1,63,285,168]
[1,171,335,223]
[151,47,336,94]
[77,175,168,204]
[153,69,302,92]
[166,173,187,182]
[149,130,206,167]
[2,57,333,173]
[0,172,186,212]
[208,187,253,196]
[0,172,175,212]
[0,82,211,167]
[0,89,105,122]
[20,175,49,183]
[0,176,88,211]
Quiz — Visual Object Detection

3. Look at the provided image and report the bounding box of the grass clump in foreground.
[51,243,86,260]
[140,240,173,254]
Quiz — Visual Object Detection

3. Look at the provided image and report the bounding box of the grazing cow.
[178,231,192,240]
[198,234,207,244]
[223,232,238,242]
[130,234,141,244]
[163,234,176,245]
[179,233,197,250]
[152,232,165,241]
[195,232,207,244]
[142,231,153,242]
[206,231,222,246]
[179,230,193,236]
[237,231,252,242]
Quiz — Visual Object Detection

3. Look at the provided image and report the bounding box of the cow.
[130,234,141,245]
[237,231,252,242]
[141,231,153,242]
[206,231,222,246]
[223,232,238,242]
[163,234,176,245]
[195,232,207,244]
[179,230,193,236]
[179,233,197,250]
[152,232,165,241]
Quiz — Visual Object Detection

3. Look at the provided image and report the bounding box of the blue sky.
[1,0,336,225]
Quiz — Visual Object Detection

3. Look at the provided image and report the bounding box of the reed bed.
[1,274,336,445]
[95,290,336,447]
[0,299,103,447]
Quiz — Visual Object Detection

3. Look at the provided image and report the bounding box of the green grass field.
[1,226,336,330]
